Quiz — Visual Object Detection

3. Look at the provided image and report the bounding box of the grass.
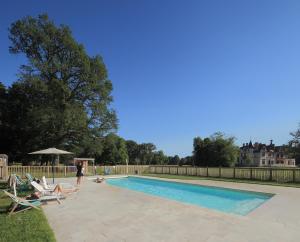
[143,173,300,188]
[0,182,56,242]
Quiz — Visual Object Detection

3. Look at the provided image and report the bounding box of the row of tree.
[98,133,190,166]
[98,126,300,167]
[85,132,240,166]
[1,14,300,167]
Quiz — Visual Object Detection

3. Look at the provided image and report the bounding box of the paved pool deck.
[43,176,300,242]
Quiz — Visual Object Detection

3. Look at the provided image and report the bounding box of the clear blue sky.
[1,0,300,157]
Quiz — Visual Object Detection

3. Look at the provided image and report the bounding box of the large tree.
[99,133,128,165]
[152,150,168,165]
[168,155,181,165]
[287,124,300,165]
[138,143,156,165]
[0,82,10,155]
[193,132,239,167]
[126,140,140,165]
[2,14,117,161]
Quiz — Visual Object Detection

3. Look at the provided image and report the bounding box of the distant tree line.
[1,14,299,167]
[97,134,191,166]
[97,132,240,166]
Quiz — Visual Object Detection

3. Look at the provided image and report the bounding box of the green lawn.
[143,173,300,188]
[0,182,56,242]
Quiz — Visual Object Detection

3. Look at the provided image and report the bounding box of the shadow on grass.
[0,182,56,242]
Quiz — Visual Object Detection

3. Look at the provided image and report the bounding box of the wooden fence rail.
[3,165,300,183]
[149,166,300,183]
[0,165,149,180]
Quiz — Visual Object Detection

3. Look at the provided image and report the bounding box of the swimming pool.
[106,177,273,215]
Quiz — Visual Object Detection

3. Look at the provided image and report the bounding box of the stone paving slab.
[43,176,300,242]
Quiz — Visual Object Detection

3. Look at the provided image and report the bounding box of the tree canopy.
[193,132,239,167]
[287,124,300,165]
[98,133,128,165]
[0,14,117,161]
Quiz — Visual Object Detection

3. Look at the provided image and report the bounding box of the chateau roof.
[240,140,282,153]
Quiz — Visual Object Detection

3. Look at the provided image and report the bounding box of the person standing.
[76,161,84,186]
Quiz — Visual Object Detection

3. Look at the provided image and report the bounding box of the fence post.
[250,168,253,180]
[47,166,50,177]
[195,167,198,176]
[269,168,273,181]
[5,166,8,180]
[176,166,178,175]
[293,169,296,183]
[155,166,157,174]
[207,166,209,177]
[185,167,188,176]
[233,167,236,179]
[219,166,221,178]
[168,166,170,174]
[64,166,67,177]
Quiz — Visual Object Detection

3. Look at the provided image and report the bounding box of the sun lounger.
[41,176,55,190]
[31,181,65,204]
[25,173,34,183]
[41,176,76,191]
[8,174,30,192]
[15,175,26,185]
[3,190,41,215]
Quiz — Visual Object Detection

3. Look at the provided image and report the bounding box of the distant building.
[239,140,296,167]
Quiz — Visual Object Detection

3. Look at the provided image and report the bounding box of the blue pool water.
[106,177,273,215]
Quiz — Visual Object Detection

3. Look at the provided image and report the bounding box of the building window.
[262,159,265,165]
[262,152,265,156]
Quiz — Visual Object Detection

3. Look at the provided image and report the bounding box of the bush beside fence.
[149,166,300,183]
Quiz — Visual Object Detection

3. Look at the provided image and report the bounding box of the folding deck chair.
[3,190,41,216]
[25,173,34,183]
[42,176,76,191]
[9,174,30,192]
[31,181,65,204]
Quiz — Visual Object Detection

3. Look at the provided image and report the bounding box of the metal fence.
[149,166,300,183]
[0,165,149,180]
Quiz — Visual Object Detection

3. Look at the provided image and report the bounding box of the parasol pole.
[52,155,55,184]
